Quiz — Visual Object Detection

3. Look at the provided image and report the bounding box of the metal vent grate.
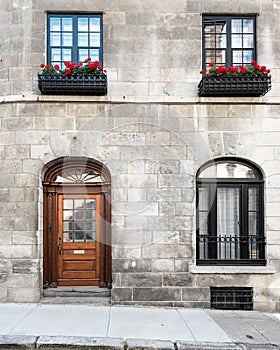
[210,287,253,310]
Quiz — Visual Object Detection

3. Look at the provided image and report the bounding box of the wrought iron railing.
[197,235,266,265]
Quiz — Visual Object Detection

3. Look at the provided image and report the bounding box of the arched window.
[196,157,265,265]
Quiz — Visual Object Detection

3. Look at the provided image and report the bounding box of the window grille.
[210,287,253,310]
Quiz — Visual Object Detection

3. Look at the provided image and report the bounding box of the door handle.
[58,243,62,251]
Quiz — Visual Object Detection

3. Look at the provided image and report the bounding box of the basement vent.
[210,287,253,311]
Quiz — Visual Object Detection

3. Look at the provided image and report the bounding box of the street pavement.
[0,303,280,349]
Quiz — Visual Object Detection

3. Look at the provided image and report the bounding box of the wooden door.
[57,194,103,286]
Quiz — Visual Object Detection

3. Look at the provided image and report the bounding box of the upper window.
[202,15,256,69]
[47,14,103,68]
[196,158,266,266]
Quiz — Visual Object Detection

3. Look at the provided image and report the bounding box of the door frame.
[42,157,112,289]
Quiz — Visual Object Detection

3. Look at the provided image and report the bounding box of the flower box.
[38,74,107,95]
[198,75,271,97]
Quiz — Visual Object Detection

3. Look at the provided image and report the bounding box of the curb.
[0,335,242,350]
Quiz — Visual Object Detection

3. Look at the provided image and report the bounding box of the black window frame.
[196,157,266,266]
[47,13,103,67]
[202,15,257,69]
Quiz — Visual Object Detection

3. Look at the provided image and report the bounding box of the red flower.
[217,66,225,74]
[64,61,70,67]
[251,60,256,65]
[254,64,261,70]
[200,69,206,74]
[209,62,214,67]
[261,66,267,72]
[75,65,80,69]
[69,63,75,70]
[54,64,60,70]
[65,68,71,75]
[45,65,50,69]
[266,69,271,73]
[40,63,45,68]
[241,67,247,75]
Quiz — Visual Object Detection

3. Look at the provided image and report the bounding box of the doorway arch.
[42,157,111,288]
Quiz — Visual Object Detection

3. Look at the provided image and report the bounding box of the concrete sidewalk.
[0,303,280,349]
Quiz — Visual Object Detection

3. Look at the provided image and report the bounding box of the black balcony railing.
[197,235,266,265]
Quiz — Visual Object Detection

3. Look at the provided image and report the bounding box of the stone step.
[42,286,111,302]
[41,296,111,305]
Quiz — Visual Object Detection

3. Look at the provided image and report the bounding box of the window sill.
[189,263,276,274]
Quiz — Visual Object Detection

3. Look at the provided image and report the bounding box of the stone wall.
[0,0,279,310]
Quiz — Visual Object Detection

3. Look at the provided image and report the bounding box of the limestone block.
[112,245,142,259]
[142,244,192,259]
[175,203,194,216]
[182,287,210,301]
[111,287,133,302]
[0,174,14,188]
[133,287,181,301]
[147,188,181,202]
[112,259,152,273]
[145,160,180,174]
[121,273,162,287]
[8,287,40,303]
[164,273,194,287]
[152,259,174,272]
[4,144,30,159]
[152,230,179,244]
[174,259,189,272]
[111,228,152,245]
[159,203,175,216]
[158,174,193,188]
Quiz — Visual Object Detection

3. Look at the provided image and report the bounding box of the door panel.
[57,194,101,286]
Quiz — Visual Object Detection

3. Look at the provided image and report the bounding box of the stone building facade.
[0,0,279,311]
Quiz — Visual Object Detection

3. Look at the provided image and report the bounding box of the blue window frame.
[202,15,256,69]
[47,13,103,68]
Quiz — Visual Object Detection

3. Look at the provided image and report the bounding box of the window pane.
[89,49,100,61]
[215,50,226,64]
[90,17,100,31]
[78,33,88,46]
[86,231,95,242]
[204,34,215,48]
[204,20,215,33]
[63,199,73,210]
[62,49,72,61]
[232,51,243,64]
[62,18,72,31]
[248,212,257,236]
[50,33,61,46]
[86,200,95,209]
[79,49,89,62]
[50,17,61,31]
[75,231,84,242]
[243,34,254,48]
[78,17,88,31]
[51,49,61,62]
[63,232,72,242]
[216,20,227,34]
[217,187,240,259]
[199,212,208,236]
[198,187,208,211]
[232,19,242,33]
[243,19,254,33]
[248,187,259,211]
[232,34,242,48]
[216,34,227,49]
[90,33,100,47]
[62,33,72,46]
[243,51,253,63]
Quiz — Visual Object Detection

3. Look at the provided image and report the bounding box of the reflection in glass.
[50,18,61,31]
[62,49,71,62]
[232,19,242,33]
[243,19,254,33]
[86,231,95,242]
[62,18,73,31]
[63,199,73,210]
[50,34,61,46]
[90,17,100,31]
[232,34,242,48]
[232,51,243,64]
[62,33,72,47]
[89,49,99,61]
[249,187,258,211]
[51,49,61,62]
[243,35,253,48]
[79,49,89,62]
[90,33,100,47]
[78,17,88,31]
[78,33,88,46]
[63,232,72,242]
[243,51,253,63]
